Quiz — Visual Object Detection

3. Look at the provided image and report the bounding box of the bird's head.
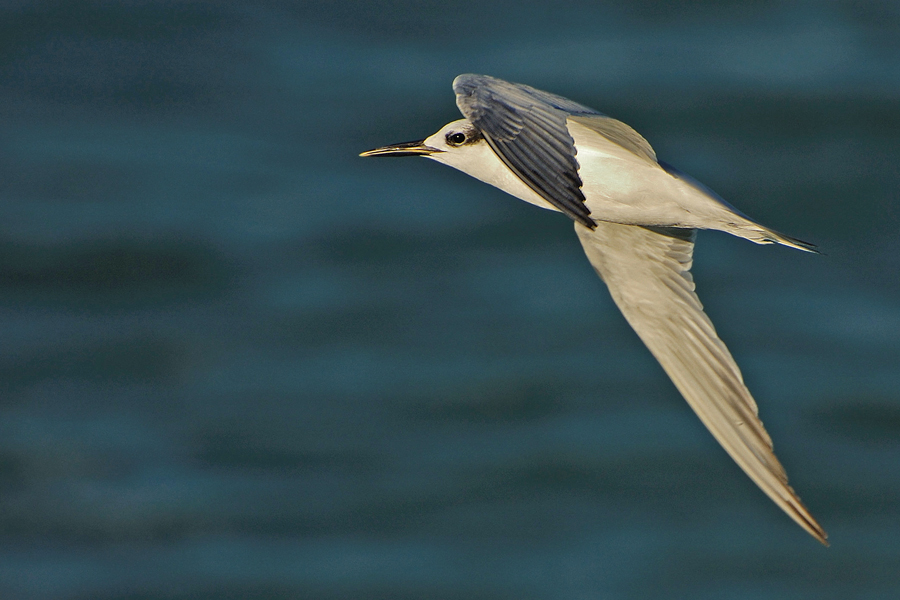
[360,119,534,201]
[360,119,488,171]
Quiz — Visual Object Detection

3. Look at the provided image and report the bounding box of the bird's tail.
[741,223,820,254]
[659,161,820,254]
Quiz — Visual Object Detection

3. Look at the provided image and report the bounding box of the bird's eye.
[447,132,466,145]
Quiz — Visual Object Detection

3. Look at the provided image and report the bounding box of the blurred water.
[1,1,899,599]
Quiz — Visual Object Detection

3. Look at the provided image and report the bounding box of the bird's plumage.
[360,74,826,544]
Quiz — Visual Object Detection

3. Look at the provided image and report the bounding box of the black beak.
[359,139,442,157]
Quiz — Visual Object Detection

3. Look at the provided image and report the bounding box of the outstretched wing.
[575,221,827,544]
[453,74,597,228]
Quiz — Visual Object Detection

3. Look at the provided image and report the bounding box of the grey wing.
[575,221,828,545]
[453,74,597,228]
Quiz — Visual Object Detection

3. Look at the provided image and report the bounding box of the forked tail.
[751,225,820,254]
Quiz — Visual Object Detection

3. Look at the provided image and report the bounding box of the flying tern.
[360,74,827,545]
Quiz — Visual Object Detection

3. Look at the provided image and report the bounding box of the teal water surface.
[1,2,899,599]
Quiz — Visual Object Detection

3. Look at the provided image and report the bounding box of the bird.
[360,74,827,545]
